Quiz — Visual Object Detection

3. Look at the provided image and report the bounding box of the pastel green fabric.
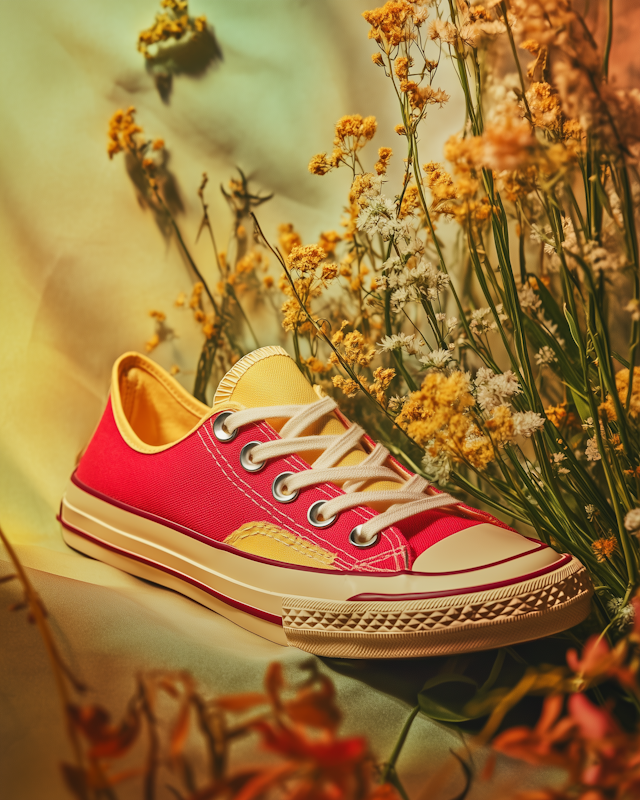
[0,1,546,797]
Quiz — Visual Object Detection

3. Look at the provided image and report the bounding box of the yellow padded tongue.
[213,347,398,490]
[215,346,321,410]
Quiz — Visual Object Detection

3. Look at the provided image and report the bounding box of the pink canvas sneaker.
[60,347,592,658]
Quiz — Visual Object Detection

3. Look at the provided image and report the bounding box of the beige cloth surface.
[0,1,544,797]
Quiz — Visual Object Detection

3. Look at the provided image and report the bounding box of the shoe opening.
[116,354,210,446]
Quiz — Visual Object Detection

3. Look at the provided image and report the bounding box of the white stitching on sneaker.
[223,399,457,547]
[199,425,358,570]
[224,413,405,569]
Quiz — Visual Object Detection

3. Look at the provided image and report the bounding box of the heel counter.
[74,395,121,491]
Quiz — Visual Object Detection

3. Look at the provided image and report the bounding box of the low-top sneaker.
[60,347,592,658]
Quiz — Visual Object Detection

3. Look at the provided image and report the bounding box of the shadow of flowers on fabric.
[124,146,184,237]
[145,26,222,103]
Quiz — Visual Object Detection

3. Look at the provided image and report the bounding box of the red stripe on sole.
[347,553,573,602]
[58,513,283,627]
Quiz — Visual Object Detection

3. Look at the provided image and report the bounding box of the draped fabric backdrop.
[0,1,600,796]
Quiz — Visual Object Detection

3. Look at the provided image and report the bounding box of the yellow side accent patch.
[224,522,336,569]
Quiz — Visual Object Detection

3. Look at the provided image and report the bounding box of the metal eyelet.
[213,411,238,442]
[272,472,299,503]
[239,441,266,473]
[307,500,337,529]
[348,525,379,548]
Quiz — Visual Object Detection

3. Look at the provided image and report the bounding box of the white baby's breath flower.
[583,241,624,274]
[607,597,635,630]
[512,411,545,438]
[356,195,410,241]
[421,448,451,483]
[518,283,542,311]
[469,307,496,335]
[535,345,557,366]
[446,316,458,331]
[475,368,521,412]
[624,508,640,533]
[585,504,597,521]
[384,256,449,311]
[625,299,640,322]
[419,349,452,369]
[552,452,567,463]
[388,395,408,414]
[530,224,553,246]
[585,437,601,461]
[582,417,594,430]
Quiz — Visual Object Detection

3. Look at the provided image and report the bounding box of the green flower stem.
[603,0,614,79]
[380,704,420,790]
[385,286,418,392]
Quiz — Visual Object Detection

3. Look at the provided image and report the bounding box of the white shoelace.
[223,396,457,546]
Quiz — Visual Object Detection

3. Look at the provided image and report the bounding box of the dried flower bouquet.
[272,0,640,639]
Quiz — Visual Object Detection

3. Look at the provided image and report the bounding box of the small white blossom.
[585,504,597,521]
[625,299,640,322]
[475,368,521,412]
[469,307,497,335]
[582,417,594,430]
[583,240,624,274]
[512,411,545,438]
[553,453,569,474]
[377,332,422,355]
[518,283,542,311]
[421,448,451,483]
[419,349,452,369]
[413,6,429,24]
[356,195,410,241]
[607,597,635,630]
[535,345,558,366]
[388,395,408,414]
[585,437,601,461]
[624,508,640,533]
[530,224,553,246]
[385,256,449,311]
[446,316,458,331]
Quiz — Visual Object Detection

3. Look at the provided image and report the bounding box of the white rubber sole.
[60,482,593,658]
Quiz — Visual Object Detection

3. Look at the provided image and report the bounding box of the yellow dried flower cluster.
[278,223,302,256]
[308,115,377,176]
[600,368,640,421]
[318,230,341,255]
[396,372,495,470]
[592,537,618,563]
[399,184,420,218]
[279,244,338,335]
[107,107,143,159]
[484,405,515,444]
[289,245,327,274]
[374,147,393,175]
[367,366,397,405]
[184,282,218,340]
[526,82,562,132]
[362,1,415,48]
[400,81,449,112]
[137,0,207,59]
